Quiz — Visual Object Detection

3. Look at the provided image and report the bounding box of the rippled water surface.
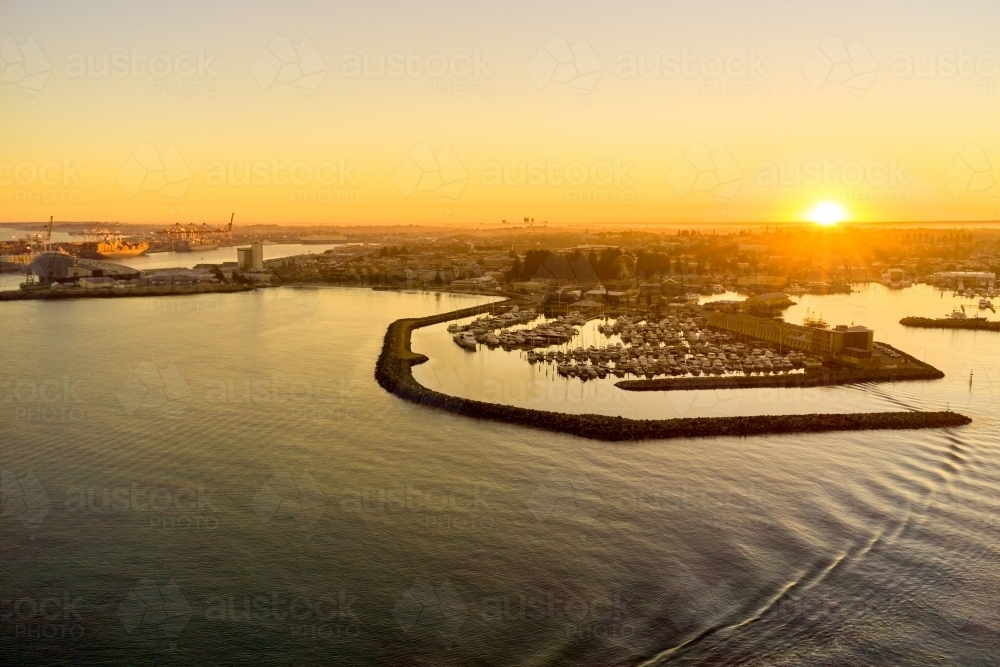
[0,242,349,291]
[2,284,998,665]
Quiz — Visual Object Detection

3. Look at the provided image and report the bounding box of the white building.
[932,271,995,287]
[237,242,264,271]
[451,275,497,290]
[79,276,117,289]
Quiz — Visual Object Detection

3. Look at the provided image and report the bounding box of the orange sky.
[2,0,998,225]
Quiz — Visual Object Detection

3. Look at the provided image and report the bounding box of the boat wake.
[640,426,972,666]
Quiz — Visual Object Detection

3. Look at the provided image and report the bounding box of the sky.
[1,0,998,226]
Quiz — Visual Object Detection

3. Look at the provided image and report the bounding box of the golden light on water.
[808,202,848,227]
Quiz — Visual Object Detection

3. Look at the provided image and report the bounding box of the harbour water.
[2,284,998,665]
[0,242,349,292]
[114,242,348,272]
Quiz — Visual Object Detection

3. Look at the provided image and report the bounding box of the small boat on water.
[453,332,478,349]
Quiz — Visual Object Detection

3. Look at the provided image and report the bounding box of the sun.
[807,201,848,226]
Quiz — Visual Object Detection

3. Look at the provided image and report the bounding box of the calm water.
[0,243,349,291]
[115,243,349,272]
[2,284,999,665]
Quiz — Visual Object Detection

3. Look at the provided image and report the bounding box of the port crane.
[24,215,54,252]
[157,219,234,240]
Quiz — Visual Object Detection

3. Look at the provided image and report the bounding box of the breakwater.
[0,284,255,301]
[374,304,971,442]
[900,316,1000,331]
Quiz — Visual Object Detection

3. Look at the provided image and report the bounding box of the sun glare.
[807,201,848,226]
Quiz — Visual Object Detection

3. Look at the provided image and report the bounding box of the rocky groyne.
[900,316,1000,331]
[375,305,971,442]
[0,284,255,301]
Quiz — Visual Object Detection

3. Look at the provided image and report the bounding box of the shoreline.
[899,316,1000,331]
[374,302,971,442]
[0,284,256,301]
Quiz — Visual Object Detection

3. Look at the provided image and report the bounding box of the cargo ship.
[80,230,149,258]
[91,238,150,258]
[175,238,220,252]
[156,215,234,252]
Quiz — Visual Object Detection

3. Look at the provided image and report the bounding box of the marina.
[411,282,977,420]
[447,308,838,382]
[376,296,967,441]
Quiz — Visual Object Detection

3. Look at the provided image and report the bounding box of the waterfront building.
[79,276,118,289]
[451,275,498,290]
[707,312,875,364]
[931,271,995,288]
[28,251,141,285]
[237,242,264,271]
